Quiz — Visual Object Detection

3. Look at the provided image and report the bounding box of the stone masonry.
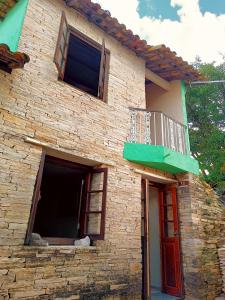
[177,174,225,299]
[218,246,225,296]
[0,0,168,298]
[0,0,225,299]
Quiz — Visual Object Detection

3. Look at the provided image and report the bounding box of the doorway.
[149,186,161,290]
[141,179,183,299]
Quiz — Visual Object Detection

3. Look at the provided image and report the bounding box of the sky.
[94,0,225,64]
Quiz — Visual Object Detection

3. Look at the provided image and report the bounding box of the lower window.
[26,154,108,245]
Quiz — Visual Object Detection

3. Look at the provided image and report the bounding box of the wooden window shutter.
[54,11,70,80]
[98,40,109,101]
[83,168,108,240]
[25,150,46,244]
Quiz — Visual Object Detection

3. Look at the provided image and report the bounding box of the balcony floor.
[123,143,199,175]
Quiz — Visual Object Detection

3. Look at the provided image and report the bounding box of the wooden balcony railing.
[128,108,188,155]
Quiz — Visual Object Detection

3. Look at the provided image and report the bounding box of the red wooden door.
[159,187,182,297]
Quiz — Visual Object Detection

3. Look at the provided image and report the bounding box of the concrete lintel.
[134,168,177,184]
[24,137,115,167]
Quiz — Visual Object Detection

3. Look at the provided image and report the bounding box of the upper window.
[25,154,108,245]
[54,12,110,101]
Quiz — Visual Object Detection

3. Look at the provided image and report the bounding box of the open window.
[25,154,108,245]
[54,12,110,101]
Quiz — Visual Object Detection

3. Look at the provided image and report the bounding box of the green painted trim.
[124,143,199,175]
[0,0,29,51]
[181,80,191,155]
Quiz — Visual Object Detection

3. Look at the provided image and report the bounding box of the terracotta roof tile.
[0,43,30,72]
[0,0,18,20]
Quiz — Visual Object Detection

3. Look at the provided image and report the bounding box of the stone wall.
[218,246,225,295]
[1,0,224,299]
[177,174,225,300]
[0,0,175,299]
[0,245,142,300]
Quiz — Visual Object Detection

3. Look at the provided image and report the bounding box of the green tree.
[186,60,225,196]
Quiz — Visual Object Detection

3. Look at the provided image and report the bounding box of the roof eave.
[65,0,204,82]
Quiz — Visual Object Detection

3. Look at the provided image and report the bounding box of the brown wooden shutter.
[83,168,108,240]
[98,40,109,101]
[25,150,46,244]
[54,11,70,80]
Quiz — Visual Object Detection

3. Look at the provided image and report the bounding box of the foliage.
[186,59,225,195]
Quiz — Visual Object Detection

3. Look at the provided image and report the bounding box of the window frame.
[54,12,110,102]
[54,11,70,80]
[25,150,46,245]
[82,168,108,240]
[25,153,108,245]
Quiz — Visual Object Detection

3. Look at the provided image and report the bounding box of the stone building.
[0,0,224,299]
[218,246,225,296]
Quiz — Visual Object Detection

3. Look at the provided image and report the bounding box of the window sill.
[23,245,97,252]
[29,245,96,249]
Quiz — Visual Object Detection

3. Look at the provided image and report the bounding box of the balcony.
[123,109,199,175]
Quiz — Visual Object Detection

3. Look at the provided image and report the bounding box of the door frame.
[142,178,151,300]
[159,186,184,297]
[142,179,184,298]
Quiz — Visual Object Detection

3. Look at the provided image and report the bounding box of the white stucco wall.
[149,186,161,289]
[146,80,184,125]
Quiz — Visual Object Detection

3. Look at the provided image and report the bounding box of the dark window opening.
[33,157,88,241]
[54,12,109,101]
[26,154,108,245]
[64,34,101,97]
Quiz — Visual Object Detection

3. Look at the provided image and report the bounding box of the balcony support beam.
[124,143,199,175]
[145,68,171,91]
